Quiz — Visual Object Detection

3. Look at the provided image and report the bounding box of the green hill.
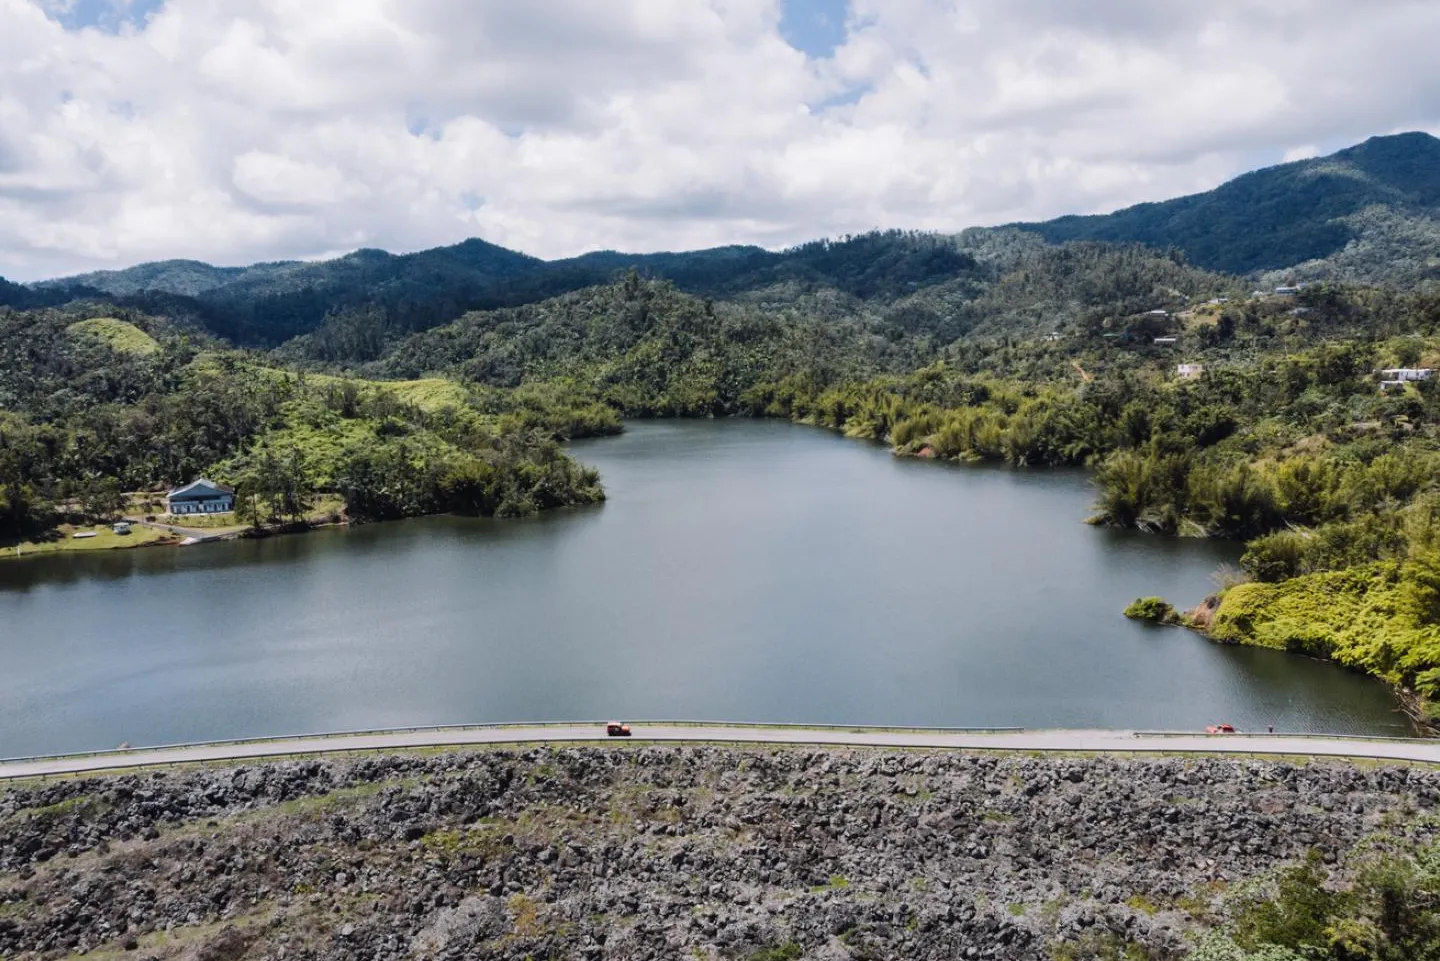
[66,317,161,356]
[30,232,981,350]
[1016,132,1440,279]
[43,260,267,297]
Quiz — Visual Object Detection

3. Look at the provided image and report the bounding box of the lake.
[0,419,1409,757]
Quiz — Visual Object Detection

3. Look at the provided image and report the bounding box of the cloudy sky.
[2,0,1438,280]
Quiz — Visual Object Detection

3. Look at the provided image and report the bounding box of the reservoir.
[0,419,1408,756]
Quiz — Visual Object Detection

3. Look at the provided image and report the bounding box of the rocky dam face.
[2,746,1437,960]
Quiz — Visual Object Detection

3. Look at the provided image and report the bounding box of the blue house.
[167,479,235,516]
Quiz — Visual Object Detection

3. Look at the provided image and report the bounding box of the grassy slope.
[251,364,473,412]
[67,317,161,356]
[212,411,454,489]
[199,365,477,489]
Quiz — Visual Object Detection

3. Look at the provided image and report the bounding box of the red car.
[1205,723,1236,734]
[605,722,632,737]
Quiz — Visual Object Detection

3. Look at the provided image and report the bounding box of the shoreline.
[1180,594,1437,737]
[0,514,352,563]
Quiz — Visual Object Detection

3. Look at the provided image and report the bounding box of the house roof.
[167,478,235,498]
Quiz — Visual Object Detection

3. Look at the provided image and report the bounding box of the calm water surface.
[0,420,1408,756]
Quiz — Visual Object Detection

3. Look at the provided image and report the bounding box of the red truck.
[605,722,632,737]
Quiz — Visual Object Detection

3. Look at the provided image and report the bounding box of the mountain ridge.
[30,131,1440,298]
[1014,131,1440,277]
[9,131,1438,348]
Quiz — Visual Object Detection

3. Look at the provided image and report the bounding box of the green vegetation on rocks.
[1188,839,1440,960]
[1210,562,1440,709]
[1124,597,1181,624]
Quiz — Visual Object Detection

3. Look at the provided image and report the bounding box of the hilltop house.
[1381,368,1434,382]
[167,479,235,516]
[1153,337,1178,346]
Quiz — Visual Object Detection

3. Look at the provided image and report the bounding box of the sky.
[2,0,1439,280]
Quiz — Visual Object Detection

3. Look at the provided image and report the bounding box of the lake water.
[0,420,1408,757]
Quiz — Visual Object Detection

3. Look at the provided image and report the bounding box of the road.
[3,725,1440,781]
[128,518,240,541]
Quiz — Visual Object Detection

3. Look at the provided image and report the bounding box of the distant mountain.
[1016,132,1440,281]
[552,234,979,300]
[0,275,103,310]
[41,240,542,300]
[55,239,546,345]
[354,243,1232,385]
[40,260,282,297]
[29,231,981,348]
[20,132,1440,350]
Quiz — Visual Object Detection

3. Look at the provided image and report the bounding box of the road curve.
[4,726,1440,781]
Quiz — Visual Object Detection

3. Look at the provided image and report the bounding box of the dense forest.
[0,309,605,543]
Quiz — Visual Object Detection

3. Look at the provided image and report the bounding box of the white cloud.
[0,0,1439,279]
[232,152,372,207]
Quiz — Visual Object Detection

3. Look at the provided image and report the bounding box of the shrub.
[1124,597,1180,624]
[749,945,802,961]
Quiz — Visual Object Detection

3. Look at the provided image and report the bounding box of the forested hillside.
[1017,132,1440,283]
[25,231,980,350]
[0,307,605,544]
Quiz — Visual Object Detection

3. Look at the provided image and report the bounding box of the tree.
[79,476,125,521]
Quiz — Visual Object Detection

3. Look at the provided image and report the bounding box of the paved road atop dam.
[3,724,1438,781]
